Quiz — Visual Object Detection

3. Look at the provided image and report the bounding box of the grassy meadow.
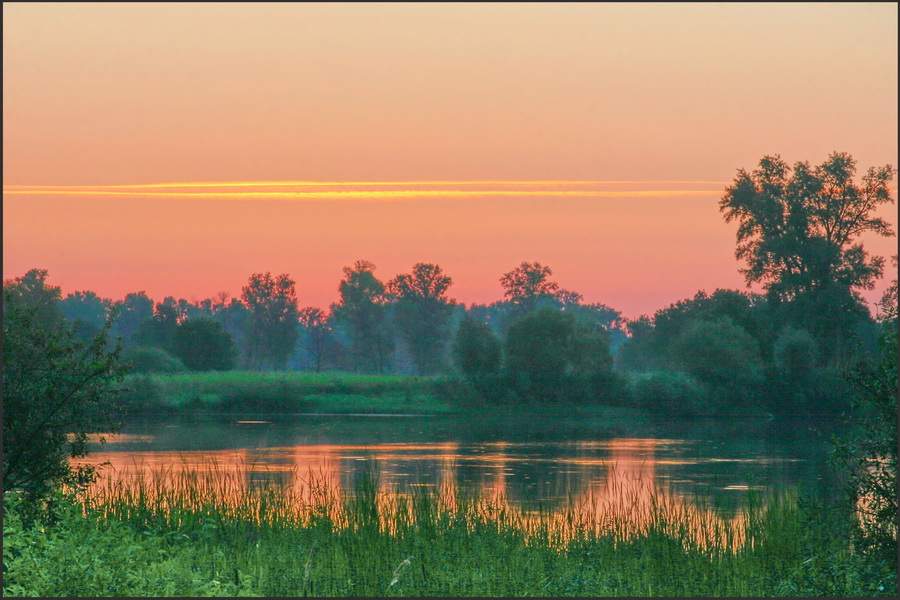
[4,460,895,597]
[118,371,456,416]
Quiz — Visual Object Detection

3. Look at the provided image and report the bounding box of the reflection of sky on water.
[80,437,761,550]
[74,412,847,552]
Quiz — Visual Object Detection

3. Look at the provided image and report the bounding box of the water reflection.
[77,414,838,552]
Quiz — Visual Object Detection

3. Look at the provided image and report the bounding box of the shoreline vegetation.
[4,463,895,597]
[115,369,846,419]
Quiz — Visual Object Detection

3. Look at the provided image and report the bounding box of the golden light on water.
[78,438,762,552]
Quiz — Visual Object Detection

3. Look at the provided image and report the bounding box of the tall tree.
[58,290,111,341]
[298,306,333,372]
[110,292,154,346]
[241,272,299,370]
[387,263,456,375]
[720,152,895,361]
[499,261,581,322]
[133,297,180,352]
[331,260,393,373]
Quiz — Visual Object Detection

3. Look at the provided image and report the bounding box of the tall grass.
[5,458,895,597]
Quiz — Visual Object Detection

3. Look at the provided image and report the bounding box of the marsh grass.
[4,457,896,597]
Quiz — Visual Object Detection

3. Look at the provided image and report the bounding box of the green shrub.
[122,345,186,374]
[629,370,709,416]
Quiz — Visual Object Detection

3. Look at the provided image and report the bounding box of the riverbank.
[119,371,457,416]
[117,371,657,419]
[3,468,893,597]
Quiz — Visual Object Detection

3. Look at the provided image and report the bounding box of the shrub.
[629,370,709,416]
[2,287,127,504]
[122,345,186,374]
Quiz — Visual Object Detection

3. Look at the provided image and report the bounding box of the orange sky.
[3,3,897,319]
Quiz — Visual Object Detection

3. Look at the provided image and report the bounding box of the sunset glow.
[3,2,897,318]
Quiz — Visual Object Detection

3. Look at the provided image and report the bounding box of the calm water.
[78,411,846,520]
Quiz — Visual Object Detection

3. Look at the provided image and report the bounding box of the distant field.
[120,371,456,415]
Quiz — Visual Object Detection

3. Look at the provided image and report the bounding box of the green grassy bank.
[4,464,895,597]
[119,371,457,415]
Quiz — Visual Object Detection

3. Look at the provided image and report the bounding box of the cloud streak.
[3,180,727,201]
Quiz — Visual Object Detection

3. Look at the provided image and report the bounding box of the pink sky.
[3,3,897,319]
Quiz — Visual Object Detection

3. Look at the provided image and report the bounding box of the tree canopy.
[241,272,299,370]
[3,286,127,502]
[387,263,456,375]
[720,152,895,360]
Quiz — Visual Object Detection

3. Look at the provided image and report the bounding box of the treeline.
[3,151,896,417]
[1,261,626,376]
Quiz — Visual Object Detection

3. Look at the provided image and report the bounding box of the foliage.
[498,261,581,322]
[4,465,895,597]
[766,326,823,413]
[2,268,64,330]
[172,317,238,371]
[387,263,456,375]
[241,272,300,370]
[331,260,394,373]
[504,307,612,403]
[132,298,180,352]
[2,287,128,503]
[452,314,503,403]
[720,152,895,361]
[628,370,709,416]
[59,290,111,342]
[298,306,334,372]
[121,345,186,374]
[115,371,451,415]
[110,291,155,346]
[833,266,898,569]
[668,316,764,409]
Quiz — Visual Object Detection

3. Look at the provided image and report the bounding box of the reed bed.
[4,458,894,597]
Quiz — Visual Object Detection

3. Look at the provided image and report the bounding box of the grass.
[4,460,896,597]
[119,371,456,415]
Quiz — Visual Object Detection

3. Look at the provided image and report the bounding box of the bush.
[504,307,612,403]
[629,370,709,416]
[2,287,127,503]
[172,317,237,371]
[452,315,503,403]
[122,345,186,374]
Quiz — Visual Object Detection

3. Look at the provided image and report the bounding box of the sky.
[3,2,897,319]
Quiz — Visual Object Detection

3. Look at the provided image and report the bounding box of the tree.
[499,261,580,319]
[834,270,897,571]
[668,316,764,408]
[241,272,300,370]
[720,153,895,361]
[2,268,63,330]
[331,260,394,373]
[387,263,456,375]
[504,307,612,403]
[110,292,154,346]
[2,287,127,503]
[132,297,180,352]
[172,317,237,371]
[453,314,502,399]
[298,307,334,372]
[58,290,111,342]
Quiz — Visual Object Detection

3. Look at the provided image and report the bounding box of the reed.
[3,458,894,597]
